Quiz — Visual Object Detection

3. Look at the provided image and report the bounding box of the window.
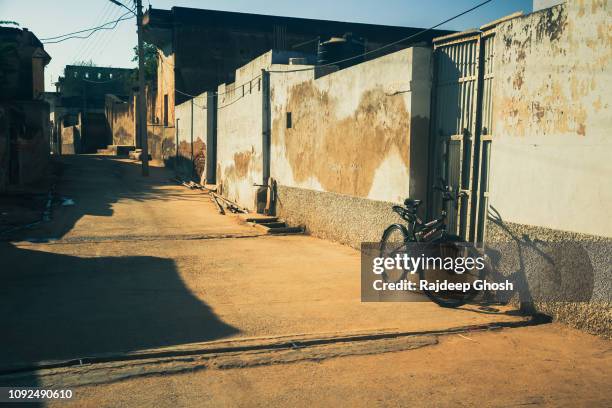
[97,73,101,79]
[163,94,169,127]
[286,112,292,129]
[85,72,89,78]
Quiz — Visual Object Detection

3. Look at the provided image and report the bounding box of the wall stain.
[493,1,610,139]
[274,82,410,198]
[233,150,253,178]
[536,6,567,43]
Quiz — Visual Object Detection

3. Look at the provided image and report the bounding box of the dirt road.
[45,324,611,408]
[1,156,609,406]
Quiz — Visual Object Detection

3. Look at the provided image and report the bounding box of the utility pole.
[135,0,148,176]
[109,0,147,175]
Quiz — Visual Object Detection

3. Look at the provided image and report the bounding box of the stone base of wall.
[486,220,611,338]
[276,185,405,249]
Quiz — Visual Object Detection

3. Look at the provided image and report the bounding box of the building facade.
[55,65,135,154]
[0,27,51,189]
[142,6,452,132]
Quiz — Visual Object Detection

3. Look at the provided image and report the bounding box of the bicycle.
[379,179,485,308]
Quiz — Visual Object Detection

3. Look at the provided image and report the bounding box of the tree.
[73,60,98,67]
[132,42,157,82]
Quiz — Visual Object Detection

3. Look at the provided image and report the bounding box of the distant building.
[54,65,135,154]
[0,27,51,189]
[142,6,453,128]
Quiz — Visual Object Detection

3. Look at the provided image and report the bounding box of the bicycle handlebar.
[433,178,467,203]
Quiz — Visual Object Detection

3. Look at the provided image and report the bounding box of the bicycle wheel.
[419,235,485,308]
[379,224,410,283]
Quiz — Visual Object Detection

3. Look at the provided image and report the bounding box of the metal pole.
[190,98,194,179]
[136,0,149,176]
[175,118,179,178]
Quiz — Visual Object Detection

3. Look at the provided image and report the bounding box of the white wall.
[216,53,269,209]
[490,1,612,237]
[175,93,208,180]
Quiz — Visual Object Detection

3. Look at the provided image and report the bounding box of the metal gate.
[429,26,496,246]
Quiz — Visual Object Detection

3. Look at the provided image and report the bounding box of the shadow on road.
[0,156,238,397]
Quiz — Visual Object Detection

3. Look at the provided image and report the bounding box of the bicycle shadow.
[478,205,595,313]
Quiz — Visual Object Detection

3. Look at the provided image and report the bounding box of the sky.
[0,0,532,91]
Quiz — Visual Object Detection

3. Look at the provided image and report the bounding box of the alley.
[2,0,611,406]
[0,156,524,371]
[0,156,610,407]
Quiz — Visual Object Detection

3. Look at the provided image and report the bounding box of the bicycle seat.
[404,198,422,208]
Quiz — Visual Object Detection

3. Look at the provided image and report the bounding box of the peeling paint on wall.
[490,0,612,237]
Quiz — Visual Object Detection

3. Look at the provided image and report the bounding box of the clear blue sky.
[0,0,532,91]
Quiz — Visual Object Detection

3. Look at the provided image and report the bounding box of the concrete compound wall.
[487,0,611,337]
[175,93,208,182]
[269,47,433,247]
[490,0,611,237]
[216,51,302,209]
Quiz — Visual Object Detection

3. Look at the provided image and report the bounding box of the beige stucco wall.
[107,97,135,147]
[216,52,271,209]
[217,48,432,212]
[490,0,612,238]
[487,1,611,337]
[270,47,432,204]
[156,46,175,126]
[175,93,208,180]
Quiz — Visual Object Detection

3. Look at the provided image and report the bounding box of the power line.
[268,0,495,73]
[71,1,114,64]
[42,11,134,44]
[41,3,110,40]
[80,7,123,64]
[163,0,495,110]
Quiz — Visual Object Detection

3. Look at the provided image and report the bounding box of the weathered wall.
[490,0,611,237]
[0,106,8,191]
[147,124,176,165]
[61,126,80,155]
[9,101,51,184]
[216,52,270,209]
[487,1,611,337]
[175,93,208,181]
[0,105,49,188]
[271,47,431,202]
[105,95,135,147]
[155,46,175,127]
[269,47,432,247]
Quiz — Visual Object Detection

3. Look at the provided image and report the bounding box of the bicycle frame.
[393,201,450,243]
